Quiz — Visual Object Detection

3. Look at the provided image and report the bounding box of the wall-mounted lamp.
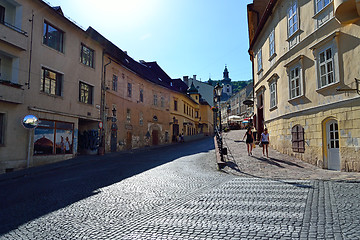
[107,107,117,121]
[336,78,360,95]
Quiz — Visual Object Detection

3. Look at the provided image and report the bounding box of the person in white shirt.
[260,128,270,158]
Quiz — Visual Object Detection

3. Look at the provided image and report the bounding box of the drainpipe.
[27,10,34,89]
[100,55,112,152]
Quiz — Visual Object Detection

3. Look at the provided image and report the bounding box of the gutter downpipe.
[27,10,34,89]
[100,54,112,154]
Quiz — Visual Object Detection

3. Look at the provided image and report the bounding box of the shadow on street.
[0,137,215,235]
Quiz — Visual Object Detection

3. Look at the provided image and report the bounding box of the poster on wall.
[34,128,54,155]
[34,119,74,155]
[55,129,73,154]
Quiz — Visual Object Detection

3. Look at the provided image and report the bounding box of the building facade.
[248,0,360,171]
[0,0,103,173]
[0,0,214,173]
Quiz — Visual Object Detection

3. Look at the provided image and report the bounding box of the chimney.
[193,75,197,81]
[183,76,189,85]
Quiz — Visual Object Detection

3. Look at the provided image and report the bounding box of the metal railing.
[215,127,225,162]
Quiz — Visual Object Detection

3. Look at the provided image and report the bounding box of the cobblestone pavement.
[0,137,360,239]
[222,130,360,181]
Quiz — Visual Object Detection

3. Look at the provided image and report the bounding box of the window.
[139,112,143,125]
[269,81,277,109]
[153,94,158,106]
[127,83,132,97]
[161,96,165,108]
[318,47,334,88]
[40,67,62,96]
[43,21,64,52]
[292,125,305,153]
[289,66,302,99]
[126,109,131,123]
[112,75,118,91]
[174,100,178,111]
[140,89,144,103]
[79,82,93,104]
[184,104,186,113]
[257,49,262,72]
[0,113,4,145]
[0,5,4,24]
[316,0,330,13]
[34,119,74,155]
[195,111,199,118]
[269,29,275,57]
[288,1,298,37]
[81,44,94,68]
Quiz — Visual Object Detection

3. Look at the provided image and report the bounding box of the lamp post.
[214,82,223,132]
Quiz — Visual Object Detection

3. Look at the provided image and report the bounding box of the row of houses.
[247,0,360,171]
[0,0,214,173]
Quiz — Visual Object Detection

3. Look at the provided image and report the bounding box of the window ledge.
[40,91,63,99]
[0,80,23,89]
[269,105,278,111]
[268,53,277,61]
[316,81,340,92]
[286,28,301,42]
[78,101,93,106]
[257,68,263,75]
[288,94,305,102]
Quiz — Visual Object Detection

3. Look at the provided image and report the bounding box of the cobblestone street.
[1,136,360,239]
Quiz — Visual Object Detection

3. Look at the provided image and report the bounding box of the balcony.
[334,0,360,24]
[0,79,24,104]
[0,21,28,50]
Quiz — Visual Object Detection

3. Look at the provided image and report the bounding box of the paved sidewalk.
[221,129,360,181]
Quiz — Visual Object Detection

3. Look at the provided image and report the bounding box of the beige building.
[87,28,214,152]
[87,27,173,152]
[0,0,103,173]
[248,0,360,171]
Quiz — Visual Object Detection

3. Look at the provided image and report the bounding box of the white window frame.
[269,29,275,58]
[315,0,331,13]
[257,48,263,73]
[289,65,302,99]
[269,81,277,109]
[318,47,334,88]
[287,1,298,37]
[311,33,339,90]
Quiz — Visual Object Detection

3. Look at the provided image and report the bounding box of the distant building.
[208,66,233,102]
[183,75,215,107]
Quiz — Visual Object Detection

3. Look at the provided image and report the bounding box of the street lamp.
[214,83,223,132]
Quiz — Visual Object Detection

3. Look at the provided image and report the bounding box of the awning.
[228,115,242,121]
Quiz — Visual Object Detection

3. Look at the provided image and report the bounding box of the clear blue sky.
[45,0,253,82]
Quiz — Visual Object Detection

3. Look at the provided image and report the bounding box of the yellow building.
[0,0,103,173]
[248,0,360,171]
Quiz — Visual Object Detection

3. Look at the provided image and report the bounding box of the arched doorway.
[324,118,340,170]
[126,131,132,150]
[152,130,159,146]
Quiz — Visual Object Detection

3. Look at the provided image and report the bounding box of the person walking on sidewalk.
[261,128,270,158]
[243,127,254,156]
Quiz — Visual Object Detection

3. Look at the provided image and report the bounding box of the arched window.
[292,125,305,153]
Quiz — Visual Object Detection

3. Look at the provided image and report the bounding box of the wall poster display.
[34,119,74,155]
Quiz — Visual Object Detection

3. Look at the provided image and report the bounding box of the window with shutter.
[292,125,305,153]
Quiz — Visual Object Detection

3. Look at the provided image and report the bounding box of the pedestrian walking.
[243,127,254,156]
[261,128,270,158]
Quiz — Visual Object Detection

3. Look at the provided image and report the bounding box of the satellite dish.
[22,115,39,129]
